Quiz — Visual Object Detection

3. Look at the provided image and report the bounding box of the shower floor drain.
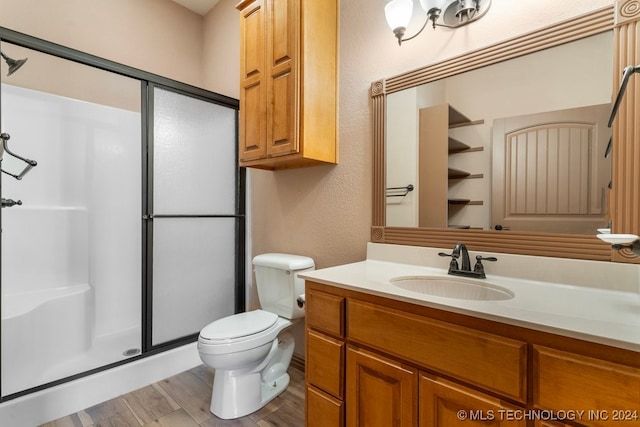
[123,348,141,357]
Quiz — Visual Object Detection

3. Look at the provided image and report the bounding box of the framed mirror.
[371,4,640,262]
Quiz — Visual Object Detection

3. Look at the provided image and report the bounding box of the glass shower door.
[149,85,239,347]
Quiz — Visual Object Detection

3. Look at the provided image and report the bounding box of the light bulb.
[384,0,413,31]
[419,0,443,12]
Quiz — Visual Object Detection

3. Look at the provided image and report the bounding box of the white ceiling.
[171,0,220,16]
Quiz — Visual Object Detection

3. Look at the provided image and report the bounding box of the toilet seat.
[200,310,278,341]
[198,310,290,355]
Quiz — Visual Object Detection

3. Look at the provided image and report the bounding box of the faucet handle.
[438,252,459,272]
[473,255,497,278]
[438,251,457,258]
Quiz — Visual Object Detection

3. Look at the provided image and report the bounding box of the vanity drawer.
[307,330,345,399]
[347,299,527,403]
[306,286,345,337]
[307,385,344,427]
[533,345,640,427]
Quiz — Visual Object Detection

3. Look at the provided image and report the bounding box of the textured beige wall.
[203,0,240,99]
[0,0,205,87]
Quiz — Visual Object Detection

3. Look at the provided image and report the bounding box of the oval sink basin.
[390,275,514,301]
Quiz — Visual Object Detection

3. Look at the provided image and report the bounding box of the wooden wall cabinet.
[305,281,640,427]
[237,0,338,170]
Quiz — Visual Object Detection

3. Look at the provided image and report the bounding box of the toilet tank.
[253,253,315,320]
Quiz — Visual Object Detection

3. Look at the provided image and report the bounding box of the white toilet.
[197,253,314,420]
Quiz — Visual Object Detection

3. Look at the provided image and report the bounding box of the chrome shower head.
[0,50,28,76]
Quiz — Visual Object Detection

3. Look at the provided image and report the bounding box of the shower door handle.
[142,214,154,220]
[1,198,22,208]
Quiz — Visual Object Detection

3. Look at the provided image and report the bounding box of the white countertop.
[300,255,640,352]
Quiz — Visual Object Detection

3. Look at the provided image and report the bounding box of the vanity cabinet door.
[346,345,418,427]
[420,373,526,427]
[533,346,640,427]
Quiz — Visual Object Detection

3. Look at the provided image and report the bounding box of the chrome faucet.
[438,242,497,279]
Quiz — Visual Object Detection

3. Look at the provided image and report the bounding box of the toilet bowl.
[197,253,314,420]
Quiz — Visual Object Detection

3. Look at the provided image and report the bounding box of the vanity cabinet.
[237,0,338,170]
[305,281,640,427]
[418,104,484,228]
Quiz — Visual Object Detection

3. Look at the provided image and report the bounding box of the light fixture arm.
[395,7,441,45]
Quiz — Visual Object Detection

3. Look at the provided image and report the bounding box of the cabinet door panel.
[269,0,295,66]
[241,1,264,79]
[241,81,265,159]
[266,0,297,157]
[346,346,417,427]
[239,0,266,161]
[533,345,640,427]
[268,68,297,156]
[420,374,526,427]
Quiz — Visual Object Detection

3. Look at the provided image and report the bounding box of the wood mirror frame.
[371,2,640,262]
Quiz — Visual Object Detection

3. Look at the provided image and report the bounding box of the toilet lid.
[200,310,278,341]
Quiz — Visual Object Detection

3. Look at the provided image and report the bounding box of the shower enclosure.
[0,34,243,399]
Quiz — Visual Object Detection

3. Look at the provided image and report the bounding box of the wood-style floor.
[41,364,305,427]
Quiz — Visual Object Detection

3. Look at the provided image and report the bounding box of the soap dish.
[596,234,639,245]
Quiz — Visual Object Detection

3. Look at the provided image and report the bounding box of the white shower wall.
[1,83,141,393]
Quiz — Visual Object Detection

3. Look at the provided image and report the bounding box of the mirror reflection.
[386,32,613,234]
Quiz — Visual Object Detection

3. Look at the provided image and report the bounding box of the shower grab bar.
[0,132,37,180]
[386,184,414,197]
[608,65,640,128]
[1,198,22,208]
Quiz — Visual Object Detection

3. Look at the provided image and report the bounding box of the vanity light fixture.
[384,0,491,45]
